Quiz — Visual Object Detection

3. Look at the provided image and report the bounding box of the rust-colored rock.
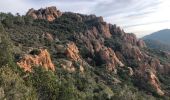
[44,33,54,41]
[146,70,164,96]
[55,42,85,72]
[123,44,143,61]
[65,42,81,62]
[58,59,76,73]
[17,49,55,72]
[99,47,124,71]
[26,6,62,21]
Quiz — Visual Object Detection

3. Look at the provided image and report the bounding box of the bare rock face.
[56,42,82,62]
[123,33,138,45]
[75,27,103,54]
[123,33,146,48]
[137,63,165,96]
[98,22,112,38]
[26,6,62,21]
[137,39,146,48]
[146,70,164,96]
[122,44,144,62]
[99,47,124,71]
[65,42,81,62]
[55,42,85,72]
[17,49,55,72]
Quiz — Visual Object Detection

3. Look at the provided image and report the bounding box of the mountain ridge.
[143,29,170,45]
[143,29,170,52]
[0,6,170,99]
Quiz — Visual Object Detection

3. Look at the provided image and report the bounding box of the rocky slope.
[25,7,166,96]
[0,6,170,99]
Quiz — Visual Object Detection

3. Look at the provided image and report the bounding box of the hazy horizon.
[0,0,170,38]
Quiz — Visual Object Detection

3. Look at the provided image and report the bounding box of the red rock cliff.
[17,49,55,72]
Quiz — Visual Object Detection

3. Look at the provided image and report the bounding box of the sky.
[0,0,170,38]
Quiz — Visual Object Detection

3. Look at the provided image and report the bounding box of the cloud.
[0,0,170,37]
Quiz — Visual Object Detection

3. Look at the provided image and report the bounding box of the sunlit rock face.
[65,42,81,62]
[55,42,85,73]
[17,49,55,72]
[26,6,62,21]
[147,70,164,96]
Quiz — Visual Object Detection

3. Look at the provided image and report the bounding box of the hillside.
[143,29,170,45]
[0,7,170,100]
[144,39,170,52]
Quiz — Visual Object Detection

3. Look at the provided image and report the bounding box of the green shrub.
[28,67,59,100]
[0,66,37,100]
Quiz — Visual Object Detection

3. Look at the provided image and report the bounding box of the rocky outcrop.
[73,25,126,72]
[97,22,112,38]
[75,27,103,54]
[123,33,146,48]
[99,47,124,71]
[137,39,146,48]
[26,6,62,21]
[55,42,85,72]
[43,33,54,42]
[65,42,81,62]
[146,70,164,95]
[110,24,125,36]
[81,14,104,22]
[17,49,55,72]
[123,33,138,45]
[122,44,144,62]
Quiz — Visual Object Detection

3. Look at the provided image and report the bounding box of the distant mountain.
[144,39,170,51]
[143,29,170,45]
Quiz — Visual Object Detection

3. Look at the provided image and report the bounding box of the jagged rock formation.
[26,6,62,21]
[17,49,55,72]
[99,47,124,71]
[55,42,85,72]
[123,33,146,48]
[98,22,112,38]
[65,42,81,62]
